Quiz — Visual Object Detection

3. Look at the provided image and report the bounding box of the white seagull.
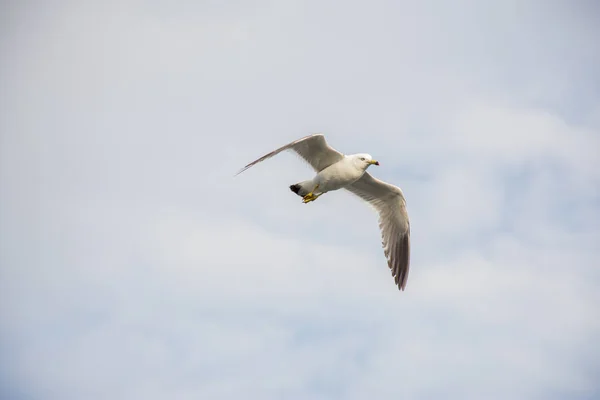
[236,133,411,291]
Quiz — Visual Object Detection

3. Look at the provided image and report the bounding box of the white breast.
[315,157,365,193]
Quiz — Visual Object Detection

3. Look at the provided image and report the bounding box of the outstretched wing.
[345,173,411,291]
[235,133,344,175]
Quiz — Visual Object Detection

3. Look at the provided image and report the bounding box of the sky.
[1,0,599,399]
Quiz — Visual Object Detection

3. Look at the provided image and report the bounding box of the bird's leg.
[302,193,322,203]
[302,184,321,204]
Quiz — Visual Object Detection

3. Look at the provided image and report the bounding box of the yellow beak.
[369,160,380,166]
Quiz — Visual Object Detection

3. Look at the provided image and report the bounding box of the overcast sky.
[1,1,599,399]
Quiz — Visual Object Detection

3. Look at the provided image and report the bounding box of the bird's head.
[351,153,380,170]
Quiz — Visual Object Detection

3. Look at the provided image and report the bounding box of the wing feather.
[345,173,411,290]
[235,133,344,175]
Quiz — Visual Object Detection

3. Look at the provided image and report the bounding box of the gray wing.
[345,173,411,291]
[235,133,344,175]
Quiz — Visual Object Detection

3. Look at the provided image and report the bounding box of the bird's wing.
[235,133,344,175]
[345,172,411,290]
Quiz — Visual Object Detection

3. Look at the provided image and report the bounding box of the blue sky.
[1,1,599,399]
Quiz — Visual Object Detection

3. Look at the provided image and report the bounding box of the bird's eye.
[361,157,365,161]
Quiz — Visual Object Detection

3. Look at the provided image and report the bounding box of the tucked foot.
[302,193,322,203]
[301,184,321,203]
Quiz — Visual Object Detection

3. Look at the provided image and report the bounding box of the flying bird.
[236,134,411,291]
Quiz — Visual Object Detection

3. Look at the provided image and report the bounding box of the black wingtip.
[234,166,249,177]
[289,184,301,194]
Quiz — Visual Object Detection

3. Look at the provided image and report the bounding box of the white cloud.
[1,0,599,399]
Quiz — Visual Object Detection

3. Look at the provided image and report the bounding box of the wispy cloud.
[1,1,599,399]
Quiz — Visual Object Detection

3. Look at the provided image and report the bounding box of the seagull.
[235,133,411,291]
